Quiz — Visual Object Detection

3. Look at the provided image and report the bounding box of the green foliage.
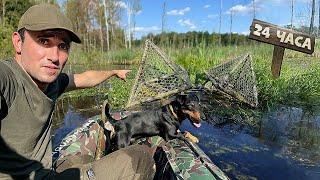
[67,45,139,66]
[0,0,34,59]
[105,49,138,64]
[0,25,14,59]
[137,31,253,48]
[3,0,34,28]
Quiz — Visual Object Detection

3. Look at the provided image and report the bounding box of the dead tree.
[309,0,315,34]
[252,0,255,19]
[291,0,294,29]
[219,0,222,46]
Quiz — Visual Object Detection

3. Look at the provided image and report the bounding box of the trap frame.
[126,40,192,108]
[205,54,259,107]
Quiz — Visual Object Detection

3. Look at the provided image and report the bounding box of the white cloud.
[178,19,196,29]
[226,0,270,16]
[232,0,309,14]
[135,10,142,15]
[167,7,191,16]
[203,5,211,9]
[241,31,250,35]
[227,4,253,15]
[133,26,161,32]
[115,1,127,9]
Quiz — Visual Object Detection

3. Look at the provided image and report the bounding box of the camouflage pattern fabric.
[54,115,103,162]
[136,136,229,180]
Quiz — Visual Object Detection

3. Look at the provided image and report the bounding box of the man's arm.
[66,70,131,91]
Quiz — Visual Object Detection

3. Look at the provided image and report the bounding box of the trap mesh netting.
[126,40,192,108]
[205,54,259,107]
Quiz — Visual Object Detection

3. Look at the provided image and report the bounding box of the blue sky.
[58,0,315,39]
[127,0,314,39]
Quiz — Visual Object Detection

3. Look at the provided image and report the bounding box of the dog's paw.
[184,131,199,143]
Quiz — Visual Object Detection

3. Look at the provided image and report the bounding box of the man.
[0,3,155,180]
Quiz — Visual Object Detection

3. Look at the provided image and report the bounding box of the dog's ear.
[176,94,187,104]
[188,92,201,102]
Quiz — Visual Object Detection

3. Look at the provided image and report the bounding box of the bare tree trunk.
[0,1,1,26]
[318,0,320,36]
[219,0,222,46]
[161,1,166,33]
[161,0,166,46]
[252,0,255,19]
[99,15,104,52]
[291,0,294,29]
[104,0,110,51]
[2,0,6,26]
[108,0,116,50]
[229,10,233,45]
[309,0,315,34]
[127,1,131,49]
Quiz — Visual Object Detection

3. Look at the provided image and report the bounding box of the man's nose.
[48,46,59,63]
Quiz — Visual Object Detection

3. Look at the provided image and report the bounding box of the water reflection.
[260,107,320,166]
[52,95,103,147]
[52,93,320,179]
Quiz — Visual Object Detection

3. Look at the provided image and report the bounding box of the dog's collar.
[168,104,178,119]
[161,105,180,127]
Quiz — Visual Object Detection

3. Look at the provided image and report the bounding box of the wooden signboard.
[249,19,315,78]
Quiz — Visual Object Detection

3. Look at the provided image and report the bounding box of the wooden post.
[271,46,285,78]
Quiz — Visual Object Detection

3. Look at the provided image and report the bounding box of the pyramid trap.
[205,54,259,107]
[126,40,192,108]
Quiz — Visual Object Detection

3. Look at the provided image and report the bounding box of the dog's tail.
[101,99,117,124]
[100,99,117,154]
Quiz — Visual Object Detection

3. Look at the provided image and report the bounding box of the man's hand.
[114,70,131,81]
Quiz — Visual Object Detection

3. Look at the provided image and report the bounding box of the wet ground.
[51,93,320,180]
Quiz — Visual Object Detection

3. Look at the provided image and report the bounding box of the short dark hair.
[18,28,26,42]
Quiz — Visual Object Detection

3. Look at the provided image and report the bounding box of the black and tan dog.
[102,94,202,151]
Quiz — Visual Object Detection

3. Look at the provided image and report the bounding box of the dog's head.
[170,93,202,128]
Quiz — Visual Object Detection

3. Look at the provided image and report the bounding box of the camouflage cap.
[18,3,81,43]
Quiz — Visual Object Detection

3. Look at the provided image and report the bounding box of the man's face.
[19,30,71,85]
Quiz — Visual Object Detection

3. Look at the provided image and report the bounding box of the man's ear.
[12,32,22,54]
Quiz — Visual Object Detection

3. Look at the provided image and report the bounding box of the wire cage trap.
[126,40,192,108]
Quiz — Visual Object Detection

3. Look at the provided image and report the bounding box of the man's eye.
[59,43,70,51]
[39,38,49,45]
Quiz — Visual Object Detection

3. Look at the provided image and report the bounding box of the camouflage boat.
[53,112,229,180]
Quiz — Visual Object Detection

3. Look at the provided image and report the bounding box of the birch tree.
[291,0,294,29]
[318,0,320,35]
[309,0,315,34]
[229,9,233,45]
[2,0,6,26]
[219,0,222,46]
[101,0,109,51]
[161,0,167,45]
[252,0,255,19]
